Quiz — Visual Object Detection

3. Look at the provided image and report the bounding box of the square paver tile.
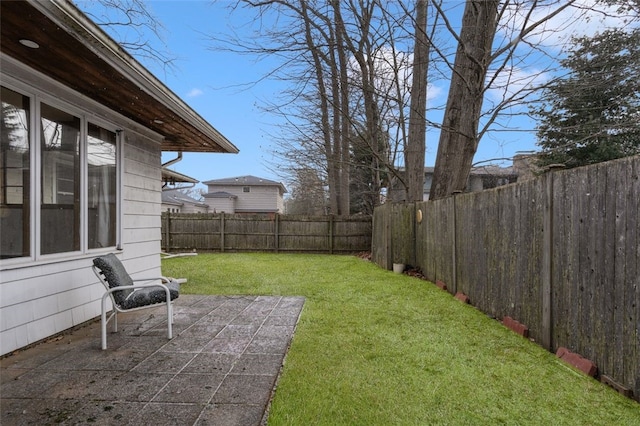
[132,351,198,373]
[196,403,265,426]
[152,373,225,403]
[1,398,84,425]
[230,353,283,376]
[131,402,204,425]
[213,374,276,406]
[181,353,239,375]
[202,337,252,355]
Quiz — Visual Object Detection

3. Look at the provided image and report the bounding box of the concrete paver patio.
[0,294,305,425]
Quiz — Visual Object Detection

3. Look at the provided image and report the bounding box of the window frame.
[0,85,33,260]
[1,77,122,265]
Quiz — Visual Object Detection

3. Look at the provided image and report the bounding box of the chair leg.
[101,296,108,350]
[166,301,173,340]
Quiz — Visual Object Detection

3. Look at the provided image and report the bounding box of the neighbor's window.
[0,86,31,259]
[243,186,250,193]
[40,103,81,255]
[88,123,117,249]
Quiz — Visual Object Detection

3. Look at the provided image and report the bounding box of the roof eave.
[25,0,239,154]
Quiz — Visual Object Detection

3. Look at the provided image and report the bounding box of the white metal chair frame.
[92,265,177,350]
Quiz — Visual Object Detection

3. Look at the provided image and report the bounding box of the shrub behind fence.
[372,155,640,400]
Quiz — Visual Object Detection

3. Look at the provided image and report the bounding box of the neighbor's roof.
[162,168,199,185]
[203,191,238,199]
[161,189,208,208]
[0,0,239,154]
[203,175,287,193]
[423,166,517,176]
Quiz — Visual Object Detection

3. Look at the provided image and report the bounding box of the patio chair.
[92,253,180,349]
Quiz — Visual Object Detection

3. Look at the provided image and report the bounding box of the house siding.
[0,69,163,356]
[179,203,208,214]
[207,184,281,212]
[208,197,236,213]
[161,190,209,214]
[276,187,284,212]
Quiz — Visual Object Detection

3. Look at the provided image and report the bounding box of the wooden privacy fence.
[372,155,640,400]
[162,213,372,254]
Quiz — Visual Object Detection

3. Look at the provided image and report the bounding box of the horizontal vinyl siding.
[120,131,163,276]
[207,185,282,212]
[181,204,208,214]
[1,257,106,354]
[208,197,236,213]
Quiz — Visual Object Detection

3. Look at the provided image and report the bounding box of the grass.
[162,253,640,425]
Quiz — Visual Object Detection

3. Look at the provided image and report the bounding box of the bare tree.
[428,0,599,199]
[74,0,176,74]
[405,0,430,202]
[429,0,500,200]
[217,0,424,214]
[285,167,327,214]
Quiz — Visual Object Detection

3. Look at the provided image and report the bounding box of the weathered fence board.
[372,154,640,400]
[415,197,455,287]
[162,213,371,254]
[372,204,392,269]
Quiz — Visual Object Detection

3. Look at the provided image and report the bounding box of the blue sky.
[78,1,632,191]
[145,2,286,185]
[146,1,537,180]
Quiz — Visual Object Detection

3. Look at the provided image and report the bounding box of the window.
[243,186,250,193]
[40,103,81,254]
[0,84,120,260]
[0,87,30,259]
[88,123,117,249]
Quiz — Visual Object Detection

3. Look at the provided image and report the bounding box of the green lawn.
[162,253,640,425]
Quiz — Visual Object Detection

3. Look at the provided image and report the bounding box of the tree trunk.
[334,1,351,215]
[430,0,499,200]
[405,0,430,202]
[300,1,340,214]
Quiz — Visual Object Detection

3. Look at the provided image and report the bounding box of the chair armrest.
[101,281,174,310]
[131,276,171,283]
[132,277,187,284]
[103,282,171,295]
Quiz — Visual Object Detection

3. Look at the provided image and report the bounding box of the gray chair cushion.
[119,280,180,310]
[93,254,179,309]
[93,254,134,306]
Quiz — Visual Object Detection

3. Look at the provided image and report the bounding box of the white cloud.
[186,88,204,98]
[500,1,638,51]
[486,65,551,103]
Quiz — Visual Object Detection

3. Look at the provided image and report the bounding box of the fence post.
[275,213,280,253]
[329,215,334,254]
[220,213,225,253]
[452,193,459,294]
[164,213,171,253]
[541,171,555,350]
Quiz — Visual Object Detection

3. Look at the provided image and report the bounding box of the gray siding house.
[0,0,238,355]
[203,175,287,214]
[162,189,209,213]
[389,165,518,202]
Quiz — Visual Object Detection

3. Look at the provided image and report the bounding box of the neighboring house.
[162,167,199,190]
[390,165,518,202]
[512,152,541,181]
[0,0,238,356]
[203,175,287,214]
[162,190,209,213]
[161,168,208,213]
